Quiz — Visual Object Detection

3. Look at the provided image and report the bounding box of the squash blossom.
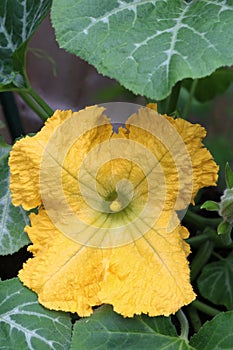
[9,104,218,317]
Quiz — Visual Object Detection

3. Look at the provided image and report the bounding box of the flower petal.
[19,209,107,316]
[169,116,219,204]
[126,108,219,210]
[9,106,112,210]
[12,104,218,318]
[9,110,73,209]
[99,213,195,317]
[19,209,195,317]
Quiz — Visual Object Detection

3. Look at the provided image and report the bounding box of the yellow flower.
[9,105,218,317]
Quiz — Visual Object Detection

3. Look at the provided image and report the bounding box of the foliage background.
[1,16,232,186]
[0,1,233,349]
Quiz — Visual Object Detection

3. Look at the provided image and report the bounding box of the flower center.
[106,179,134,213]
[110,199,123,212]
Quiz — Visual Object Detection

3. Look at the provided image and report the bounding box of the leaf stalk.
[176,309,189,341]
[192,300,221,317]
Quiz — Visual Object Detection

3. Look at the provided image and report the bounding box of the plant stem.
[28,87,53,117]
[212,251,225,261]
[183,210,221,230]
[176,309,189,340]
[190,240,214,281]
[18,91,48,121]
[186,305,202,333]
[183,79,198,119]
[192,300,221,317]
[167,81,182,115]
[186,232,213,247]
[158,81,182,115]
[0,92,25,140]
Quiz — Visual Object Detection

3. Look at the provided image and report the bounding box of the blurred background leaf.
[52,0,233,101]
[0,0,52,91]
[197,251,233,310]
[190,311,233,349]
[183,68,233,103]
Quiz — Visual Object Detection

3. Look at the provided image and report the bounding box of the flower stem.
[176,309,189,340]
[183,79,198,119]
[192,300,221,317]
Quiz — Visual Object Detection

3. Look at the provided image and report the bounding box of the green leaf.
[0,0,52,90]
[51,0,233,101]
[201,200,219,211]
[0,278,72,349]
[183,68,233,103]
[226,162,233,189]
[0,151,30,255]
[217,226,232,246]
[217,220,232,236]
[70,305,194,350]
[190,311,233,350]
[197,251,233,310]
